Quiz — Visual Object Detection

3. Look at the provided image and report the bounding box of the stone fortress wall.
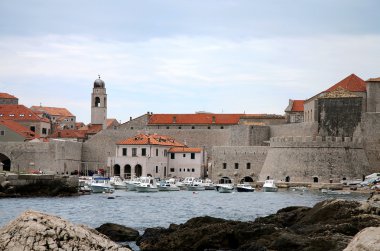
[0,140,82,174]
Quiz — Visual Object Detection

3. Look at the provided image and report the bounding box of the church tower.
[91,76,107,129]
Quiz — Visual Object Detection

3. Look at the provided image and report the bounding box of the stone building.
[0,120,36,142]
[285,99,304,123]
[91,76,107,130]
[30,106,76,130]
[108,133,203,179]
[0,93,18,105]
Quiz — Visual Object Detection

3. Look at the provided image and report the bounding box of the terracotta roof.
[49,129,86,139]
[30,106,74,117]
[106,118,119,128]
[367,77,380,82]
[291,100,304,112]
[324,74,366,93]
[0,105,50,123]
[117,134,185,147]
[79,124,103,134]
[0,93,17,99]
[0,120,36,140]
[150,114,279,125]
[168,147,202,153]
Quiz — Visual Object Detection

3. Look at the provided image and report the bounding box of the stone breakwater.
[137,193,380,251]
[0,210,130,251]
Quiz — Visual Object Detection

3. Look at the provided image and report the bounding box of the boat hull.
[187,186,206,191]
[135,186,158,192]
[236,187,254,192]
[158,186,180,192]
[263,187,278,192]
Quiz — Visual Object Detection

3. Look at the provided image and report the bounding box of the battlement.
[270,135,363,148]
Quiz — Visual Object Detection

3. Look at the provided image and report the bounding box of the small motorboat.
[110,176,128,190]
[125,177,141,191]
[202,178,216,190]
[262,180,278,192]
[187,182,206,191]
[216,184,234,193]
[90,177,115,193]
[135,177,159,192]
[321,189,351,195]
[158,179,180,192]
[236,183,255,192]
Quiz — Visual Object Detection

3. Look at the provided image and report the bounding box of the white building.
[108,133,203,179]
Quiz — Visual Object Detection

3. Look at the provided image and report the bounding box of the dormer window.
[172,116,176,123]
[19,114,25,117]
[212,116,216,123]
[9,114,14,117]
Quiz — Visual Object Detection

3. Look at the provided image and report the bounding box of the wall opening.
[285,176,290,182]
[241,176,253,183]
[95,97,100,107]
[313,177,319,183]
[219,176,232,184]
[124,164,131,178]
[0,153,11,171]
[113,164,121,176]
[135,164,142,177]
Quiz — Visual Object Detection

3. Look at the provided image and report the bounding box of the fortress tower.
[91,76,107,129]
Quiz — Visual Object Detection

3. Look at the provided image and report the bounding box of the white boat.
[262,180,278,192]
[158,179,180,192]
[289,186,308,192]
[201,178,216,190]
[125,177,141,191]
[135,177,159,192]
[236,183,255,192]
[90,177,115,193]
[110,176,128,190]
[216,184,234,193]
[187,182,206,191]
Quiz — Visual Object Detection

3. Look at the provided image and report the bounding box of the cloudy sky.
[0,0,379,123]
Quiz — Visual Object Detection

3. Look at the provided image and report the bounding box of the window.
[30,126,35,132]
[173,116,176,123]
[223,163,227,169]
[9,114,14,117]
[130,127,134,130]
[19,114,24,117]
[180,168,182,172]
[235,163,239,169]
[0,130,4,136]
[246,163,251,169]
[122,148,127,156]
[166,126,169,129]
[192,168,195,172]
[183,154,186,158]
[142,148,146,156]
[156,149,158,156]
[208,126,211,129]
[155,166,158,173]
[170,168,175,172]
[187,168,190,172]
[191,126,195,129]
[164,150,168,157]
[71,118,74,121]
[132,148,137,157]
[171,153,175,159]
[212,116,216,123]
[42,128,47,134]
[95,97,100,107]
[191,153,195,159]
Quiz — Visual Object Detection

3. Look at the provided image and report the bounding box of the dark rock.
[137,199,380,251]
[96,223,140,242]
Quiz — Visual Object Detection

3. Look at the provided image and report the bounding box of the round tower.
[91,76,107,129]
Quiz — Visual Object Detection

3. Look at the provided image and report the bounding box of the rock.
[344,227,380,251]
[0,210,131,251]
[96,223,140,242]
[137,199,380,251]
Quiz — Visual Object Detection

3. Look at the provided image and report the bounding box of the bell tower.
[91,75,107,129]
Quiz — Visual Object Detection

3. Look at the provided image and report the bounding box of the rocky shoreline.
[1,193,380,251]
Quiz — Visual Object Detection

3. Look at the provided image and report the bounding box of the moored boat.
[262,180,278,192]
[125,177,141,191]
[135,177,159,192]
[202,178,216,190]
[236,183,255,192]
[216,184,234,193]
[158,179,180,192]
[110,176,128,190]
[90,177,115,193]
[187,182,206,191]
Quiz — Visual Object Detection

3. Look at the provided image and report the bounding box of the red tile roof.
[0,120,36,140]
[117,134,185,147]
[30,106,74,117]
[106,118,119,128]
[0,105,50,123]
[0,93,17,99]
[291,100,304,112]
[168,147,202,153]
[49,129,86,139]
[150,114,276,125]
[324,74,366,93]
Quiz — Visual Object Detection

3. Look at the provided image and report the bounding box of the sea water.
[0,190,368,232]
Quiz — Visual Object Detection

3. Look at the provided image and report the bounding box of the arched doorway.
[135,164,142,177]
[0,153,11,171]
[124,165,131,179]
[113,164,121,176]
[241,176,254,183]
[285,176,290,182]
[219,176,232,184]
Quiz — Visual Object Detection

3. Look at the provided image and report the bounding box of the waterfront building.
[0,93,18,105]
[108,133,203,179]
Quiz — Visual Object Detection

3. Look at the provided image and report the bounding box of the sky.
[0,0,379,124]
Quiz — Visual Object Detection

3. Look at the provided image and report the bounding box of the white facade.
[108,144,203,179]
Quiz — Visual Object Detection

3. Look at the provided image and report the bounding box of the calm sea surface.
[0,190,369,232]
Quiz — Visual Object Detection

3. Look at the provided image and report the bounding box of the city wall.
[259,136,372,183]
[269,122,318,138]
[211,146,268,183]
[0,141,82,174]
